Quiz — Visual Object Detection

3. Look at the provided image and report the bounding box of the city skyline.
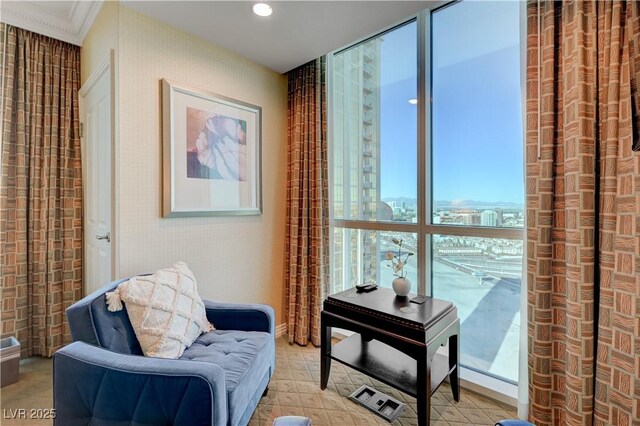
[382,196,524,208]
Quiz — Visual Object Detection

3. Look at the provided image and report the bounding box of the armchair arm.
[204,300,275,334]
[53,341,227,426]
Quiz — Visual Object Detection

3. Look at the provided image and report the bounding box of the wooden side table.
[320,287,460,426]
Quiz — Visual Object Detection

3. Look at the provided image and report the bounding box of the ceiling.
[0,1,103,46]
[123,1,430,73]
[1,1,432,74]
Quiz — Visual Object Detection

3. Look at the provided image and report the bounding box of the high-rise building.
[481,210,498,227]
[463,213,481,225]
[332,38,381,290]
[495,208,504,227]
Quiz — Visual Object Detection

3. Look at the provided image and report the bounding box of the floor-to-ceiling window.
[331,20,419,294]
[330,0,523,389]
[430,0,523,385]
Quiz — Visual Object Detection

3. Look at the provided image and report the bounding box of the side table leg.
[449,328,460,402]
[416,349,431,426]
[320,313,331,390]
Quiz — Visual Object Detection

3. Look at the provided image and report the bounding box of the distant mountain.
[381,197,417,205]
[433,200,523,208]
[381,198,523,208]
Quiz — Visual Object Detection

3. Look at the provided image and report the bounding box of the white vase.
[392,277,411,297]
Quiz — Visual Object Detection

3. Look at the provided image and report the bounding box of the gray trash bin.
[1,337,21,387]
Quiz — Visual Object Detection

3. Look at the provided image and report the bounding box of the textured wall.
[116,6,288,323]
[80,1,118,85]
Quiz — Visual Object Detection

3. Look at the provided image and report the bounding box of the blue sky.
[379,1,523,204]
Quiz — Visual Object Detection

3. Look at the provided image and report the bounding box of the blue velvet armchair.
[54,277,276,426]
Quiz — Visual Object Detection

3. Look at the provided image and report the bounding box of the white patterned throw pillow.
[105,262,214,359]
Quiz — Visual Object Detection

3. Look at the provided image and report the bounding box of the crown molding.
[73,1,104,43]
[0,1,103,46]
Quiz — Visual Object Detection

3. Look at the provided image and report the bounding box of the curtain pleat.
[285,57,329,347]
[630,3,640,152]
[0,25,83,357]
[594,3,640,425]
[526,1,640,424]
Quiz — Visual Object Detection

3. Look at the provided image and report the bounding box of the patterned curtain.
[285,57,329,346]
[0,25,83,357]
[526,2,640,425]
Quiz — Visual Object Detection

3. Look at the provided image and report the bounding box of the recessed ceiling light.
[408,98,418,105]
[253,3,273,17]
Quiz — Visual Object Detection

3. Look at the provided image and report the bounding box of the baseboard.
[459,367,518,407]
[517,401,529,420]
[275,323,286,338]
[332,328,354,339]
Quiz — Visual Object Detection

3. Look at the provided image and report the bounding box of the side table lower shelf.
[330,333,454,397]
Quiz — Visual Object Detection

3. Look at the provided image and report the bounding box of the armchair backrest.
[66,278,143,355]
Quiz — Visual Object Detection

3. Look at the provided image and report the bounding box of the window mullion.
[418,9,431,296]
[334,219,418,233]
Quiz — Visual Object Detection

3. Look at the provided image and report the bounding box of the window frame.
[327,1,526,398]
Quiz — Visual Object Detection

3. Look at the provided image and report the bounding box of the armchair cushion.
[106,262,213,359]
[181,330,274,426]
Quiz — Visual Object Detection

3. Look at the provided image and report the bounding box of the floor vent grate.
[348,384,405,422]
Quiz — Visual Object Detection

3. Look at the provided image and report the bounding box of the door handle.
[95,232,110,242]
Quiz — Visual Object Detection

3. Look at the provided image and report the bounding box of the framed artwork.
[162,79,262,217]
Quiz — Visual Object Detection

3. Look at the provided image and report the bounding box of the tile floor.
[0,336,517,425]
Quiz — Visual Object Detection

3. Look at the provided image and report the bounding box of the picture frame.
[162,79,262,217]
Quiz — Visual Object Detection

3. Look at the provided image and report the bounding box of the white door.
[80,57,113,295]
